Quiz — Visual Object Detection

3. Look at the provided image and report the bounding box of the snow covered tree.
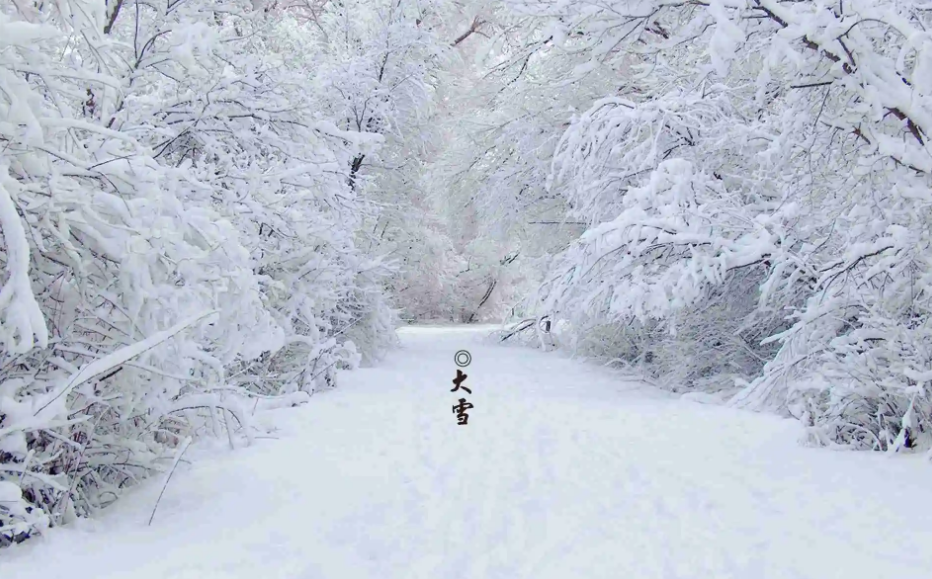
[505,0,932,451]
[0,0,398,545]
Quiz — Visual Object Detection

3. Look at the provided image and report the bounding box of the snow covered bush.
[494,0,932,452]
[0,0,399,546]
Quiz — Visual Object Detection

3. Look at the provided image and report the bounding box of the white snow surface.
[5,325,932,578]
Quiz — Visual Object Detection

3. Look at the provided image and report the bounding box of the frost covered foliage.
[557,270,785,394]
[0,0,397,545]
[507,0,932,451]
[306,0,468,324]
[424,4,602,324]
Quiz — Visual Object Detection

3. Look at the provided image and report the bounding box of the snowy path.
[6,325,932,578]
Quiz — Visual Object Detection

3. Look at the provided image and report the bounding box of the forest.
[4,0,932,547]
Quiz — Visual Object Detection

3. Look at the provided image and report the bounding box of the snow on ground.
[5,325,932,578]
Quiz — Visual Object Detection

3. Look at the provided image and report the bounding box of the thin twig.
[147,436,192,526]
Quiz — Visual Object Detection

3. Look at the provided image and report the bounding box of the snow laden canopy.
[0,0,446,544]
[498,0,932,453]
